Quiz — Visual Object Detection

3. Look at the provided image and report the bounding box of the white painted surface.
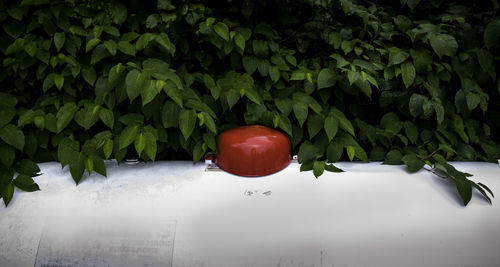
[1,161,499,267]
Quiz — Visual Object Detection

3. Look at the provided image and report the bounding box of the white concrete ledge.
[1,161,499,267]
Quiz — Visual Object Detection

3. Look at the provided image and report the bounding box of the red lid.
[215,125,291,176]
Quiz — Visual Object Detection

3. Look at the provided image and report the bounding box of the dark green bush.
[1,0,499,206]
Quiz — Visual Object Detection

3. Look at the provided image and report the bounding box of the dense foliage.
[1,0,499,207]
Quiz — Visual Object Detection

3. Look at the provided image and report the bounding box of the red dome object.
[215,125,291,177]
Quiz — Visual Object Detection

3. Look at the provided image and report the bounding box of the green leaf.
[313,160,325,178]
[275,98,292,116]
[90,156,106,177]
[57,139,79,168]
[484,19,500,49]
[0,143,15,167]
[90,45,110,65]
[388,47,409,66]
[56,103,78,133]
[163,80,183,107]
[252,40,268,57]
[82,67,96,86]
[346,146,355,161]
[300,161,313,172]
[110,4,127,24]
[193,140,206,163]
[355,79,372,99]
[119,113,145,126]
[0,124,25,151]
[242,56,259,74]
[141,80,158,106]
[403,121,418,144]
[3,20,24,38]
[401,153,424,173]
[119,124,140,149]
[410,48,432,72]
[324,115,339,142]
[471,182,492,204]
[401,61,415,88]
[118,41,136,56]
[103,139,113,159]
[293,100,308,127]
[136,33,157,50]
[15,159,40,177]
[54,32,65,52]
[146,14,160,28]
[478,182,494,198]
[203,112,217,134]
[384,150,403,165]
[162,101,180,128]
[13,174,40,192]
[214,22,230,41]
[257,59,270,76]
[331,108,355,136]
[144,132,157,161]
[327,141,343,163]
[429,33,458,58]
[134,133,146,156]
[234,33,245,52]
[433,100,445,125]
[104,40,117,56]
[70,152,85,184]
[380,112,402,134]
[86,38,100,52]
[54,74,64,90]
[409,94,427,117]
[475,49,492,72]
[452,114,469,144]
[74,105,100,130]
[203,74,221,99]
[2,183,14,206]
[155,33,175,55]
[307,114,323,138]
[269,66,280,83]
[278,115,292,136]
[226,89,240,109]
[158,0,175,10]
[407,0,421,9]
[466,92,481,111]
[297,142,318,164]
[242,88,262,105]
[325,163,344,172]
[125,69,144,101]
[179,109,197,140]
[99,109,114,129]
[203,133,217,152]
[456,178,473,206]
[317,69,336,89]
[286,55,297,66]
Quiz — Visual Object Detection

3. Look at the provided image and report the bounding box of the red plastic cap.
[216,125,291,177]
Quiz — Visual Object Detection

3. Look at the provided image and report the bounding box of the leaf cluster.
[1,0,499,206]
